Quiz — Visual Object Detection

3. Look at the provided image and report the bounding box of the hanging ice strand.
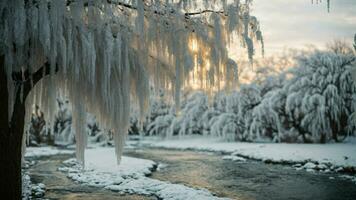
[72,95,87,165]
[0,0,263,166]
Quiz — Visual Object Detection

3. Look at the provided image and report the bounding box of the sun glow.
[186,35,239,93]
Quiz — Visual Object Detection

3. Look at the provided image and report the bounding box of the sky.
[251,0,356,56]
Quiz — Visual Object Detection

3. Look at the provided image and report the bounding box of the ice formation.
[0,0,263,164]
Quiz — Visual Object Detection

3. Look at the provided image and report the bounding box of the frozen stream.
[27,148,356,200]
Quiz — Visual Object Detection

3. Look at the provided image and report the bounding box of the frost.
[139,42,356,143]
[1,0,262,164]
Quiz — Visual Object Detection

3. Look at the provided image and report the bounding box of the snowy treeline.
[27,97,112,147]
[147,43,356,143]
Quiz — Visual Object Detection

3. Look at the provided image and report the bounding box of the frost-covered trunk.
[0,55,53,198]
[0,55,25,199]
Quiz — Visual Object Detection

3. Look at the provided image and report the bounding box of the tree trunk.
[0,55,26,199]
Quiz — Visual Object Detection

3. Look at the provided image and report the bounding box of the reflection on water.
[27,149,356,200]
[125,148,356,200]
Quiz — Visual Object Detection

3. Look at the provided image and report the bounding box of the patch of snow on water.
[157,163,168,171]
[105,177,228,200]
[340,175,356,183]
[222,155,246,162]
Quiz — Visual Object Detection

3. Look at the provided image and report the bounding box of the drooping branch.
[63,0,229,19]
[11,61,58,101]
[185,10,225,16]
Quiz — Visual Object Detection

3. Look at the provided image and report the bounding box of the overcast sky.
[251,0,356,56]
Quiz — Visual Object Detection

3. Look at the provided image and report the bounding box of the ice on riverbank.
[25,147,74,158]
[138,137,356,168]
[60,148,228,200]
[222,155,246,162]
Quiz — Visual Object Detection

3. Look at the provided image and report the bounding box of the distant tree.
[285,43,356,143]
[27,105,46,146]
[53,98,73,146]
[169,92,209,136]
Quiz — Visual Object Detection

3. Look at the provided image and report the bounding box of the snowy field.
[59,148,229,200]
[139,137,356,168]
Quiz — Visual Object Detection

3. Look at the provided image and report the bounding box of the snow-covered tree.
[250,88,287,142]
[0,0,263,197]
[147,112,175,137]
[285,43,356,143]
[237,84,262,140]
[209,84,261,141]
[169,91,209,136]
[53,97,74,146]
[210,112,239,141]
[145,89,171,133]
[27,105,47,146]
[200,92,226,136]
[145,88,173,137]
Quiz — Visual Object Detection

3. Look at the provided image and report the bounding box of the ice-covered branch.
[185,10,224,16]
[22,62,58,100]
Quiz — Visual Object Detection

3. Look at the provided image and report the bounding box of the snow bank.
[25,147,74,158]
[141,137,356,168]
[22,172,31,200]
[85,148,155,176]
[106,177,228,200]
[222,155,246,162]
[60,148,228,200]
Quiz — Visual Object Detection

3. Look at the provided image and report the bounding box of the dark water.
[27,148,356,200]
[124,148,356,200]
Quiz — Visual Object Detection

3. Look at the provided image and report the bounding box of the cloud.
[251,0,356,55]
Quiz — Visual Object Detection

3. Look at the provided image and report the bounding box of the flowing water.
[125,148,356,200]
[27,148,356,200]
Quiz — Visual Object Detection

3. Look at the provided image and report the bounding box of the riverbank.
[136,137,356,170]
[24,146,356,200]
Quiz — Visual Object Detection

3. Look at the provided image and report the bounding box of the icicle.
[104,25,113,93]
[38,1,51,55]
[50,0,65,44]
[88,32,96,86]
[72,96,87,165]
[0,0,263,166]
[59,35,67,72]
[227,5,239,33]
[136,0,145,39]
[114,37,131,163]
[242,11,254,62]
[65,21,73,74]
[13,0,26,47]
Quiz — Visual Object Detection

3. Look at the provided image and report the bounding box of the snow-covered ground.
[60,148,229,200]
[25,147,74,158]
[138,137,356,168]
